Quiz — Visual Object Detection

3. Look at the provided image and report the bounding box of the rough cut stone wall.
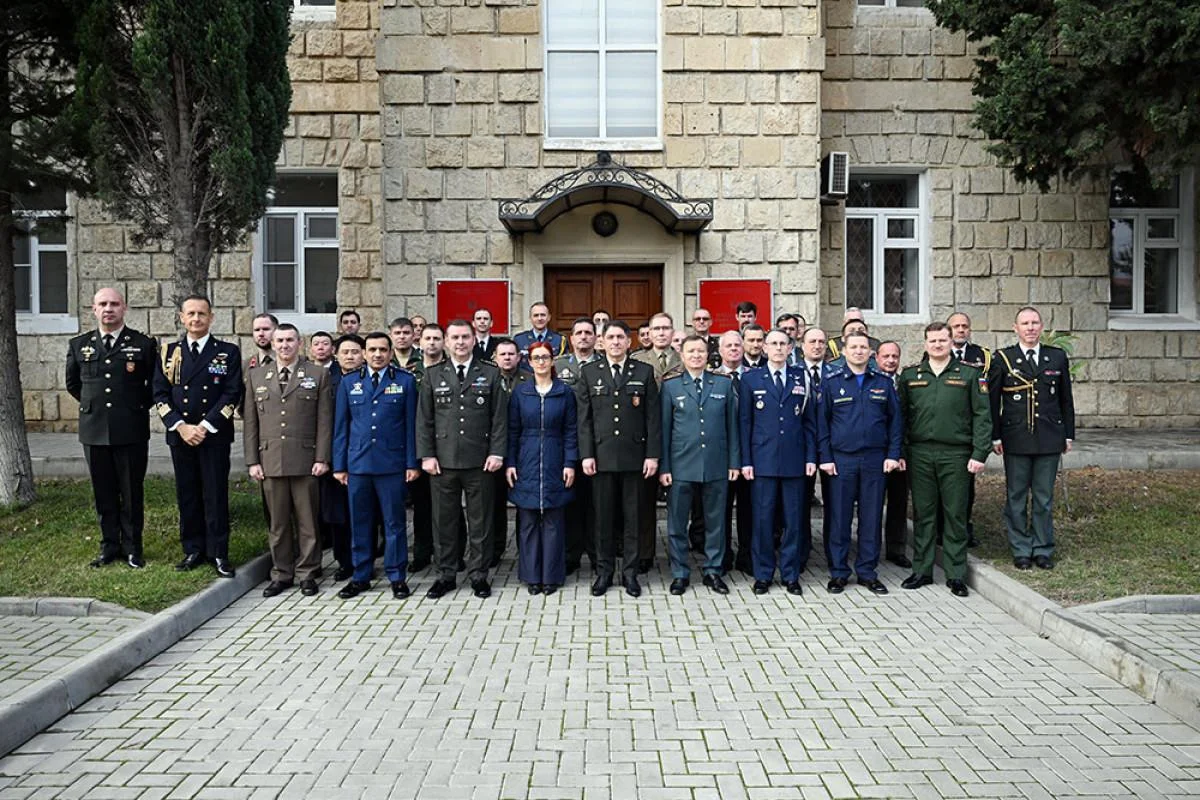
[820,0,1200,428]
[377,0,827,324]
[20,1,383,430]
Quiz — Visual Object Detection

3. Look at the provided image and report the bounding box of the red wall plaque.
[435,280,511,334]
[697,279,773,334]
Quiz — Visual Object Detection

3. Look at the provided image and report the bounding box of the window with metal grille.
[844,174,923,316]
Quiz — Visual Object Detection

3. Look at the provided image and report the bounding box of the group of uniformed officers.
[69,289,1075,601]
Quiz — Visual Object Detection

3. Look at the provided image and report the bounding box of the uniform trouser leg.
[666,481,697,580]
[332,523,352,572]
[517,507,567,586]
[776,477,805,583]
[883,469,909,560]
[638,475,657,562]
[727,477,753,570]
[593,471,641,581]
[539,506,567,585]
[564,475,595,568]
[491,471,509,564]
[802,472,828,571]
[410,472,433,563]
[827,460,854,581]
[377,472,410,583]
[688,490,705,552]
[198,441,232,561]
[450,467,492,583]
[431,470,463,582]
[170,444,206,558]
[911,446,970,581]
[750,477,780,582]
[263,475,320,582]
[699,480,728,577]
[1004,452,1060,559]
[849,452,886,581]
[85,442,147,559]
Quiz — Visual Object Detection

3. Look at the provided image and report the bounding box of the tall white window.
[844,173,924,317]
[257,173,339,318]
[13,187,69,317]
[1109,172,1190,316]
[544,0,660,146]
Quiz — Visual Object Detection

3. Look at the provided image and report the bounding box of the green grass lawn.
[0,478,268,613]
[971,469,1200,606]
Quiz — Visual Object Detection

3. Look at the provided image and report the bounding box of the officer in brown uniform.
[244,324,333,597]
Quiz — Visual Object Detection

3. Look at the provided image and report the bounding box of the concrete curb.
[0,597,151,619]
[0,552,271,758]
[1072,594,1200,614]
[967,557,1200,730]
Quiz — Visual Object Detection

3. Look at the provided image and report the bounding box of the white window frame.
[1109,170,1199,330]
[252,174,339,333]
[857,0,931,8]
[291,0,335,23]
[542,0,663,151]
[843,169,929,325]
[14,197,77,336]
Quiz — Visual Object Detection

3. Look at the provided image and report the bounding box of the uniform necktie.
[457,363,467,385]
[103,334,114,352]
[774,370,784,394]
[191,341,200,359]
[279,366,290,391]
[371,371,380,390]
[954,348,963,361]
[612,363,621,382]
[694,376,702,394]
[658,352,667,373]
[1026,349,1036,366]
[810,364,820,386]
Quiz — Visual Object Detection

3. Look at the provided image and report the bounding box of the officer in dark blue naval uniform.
[152,295,242,577]
[818,332,903,595]
[739,329,817,595]
[513,301,566,369]
[332,332,420,600]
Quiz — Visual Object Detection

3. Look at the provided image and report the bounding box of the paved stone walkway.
[0,615,141,703]
[2,558,1199,799]
[1081,612,1200,676]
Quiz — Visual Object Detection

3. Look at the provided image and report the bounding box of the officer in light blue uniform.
[739,329,818,595]
[513,301,567,370]
[818,331,903,595]
[332,332,420,600]
[659,335,741,596]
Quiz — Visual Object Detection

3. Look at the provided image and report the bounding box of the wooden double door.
[543,265,663,334]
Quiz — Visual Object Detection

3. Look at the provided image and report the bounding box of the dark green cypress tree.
[73,0,292,304]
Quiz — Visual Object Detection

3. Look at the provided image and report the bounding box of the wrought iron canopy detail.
[498,152,713,235]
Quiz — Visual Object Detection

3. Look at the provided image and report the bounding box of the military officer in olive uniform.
[153,295,243,578]
[576,320,661,597]
[244,324,333,598]
[989,306,1075,571]
[896,322,991,597]
[417,320,508,600]
[66,288,157,569]
[660,335,740,596]
[556,318,601,573]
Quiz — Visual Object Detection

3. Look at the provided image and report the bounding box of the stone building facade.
[15,0,1200,430]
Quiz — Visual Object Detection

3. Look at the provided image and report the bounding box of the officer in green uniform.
[896,321,991,597]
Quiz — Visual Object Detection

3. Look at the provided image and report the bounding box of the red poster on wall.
[435,280,511,334]
[697,279,773,334]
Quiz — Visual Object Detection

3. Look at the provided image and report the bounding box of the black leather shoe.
[338,580,371,599]
[1033,555,1054,570]
[638,558,653,574]
[392,581,411,599]
[214,558,236,578]
[827,577,847,594]
[127,555,146,569]
[262,580,292,598]
[752,580,771,595]
[887,554,912,569]
[861,578,889,595]
[528,583,543,595]
[89,553,122,568]
[901,573,933,590]
[174,553,204,572]
[623,576,642,597]
[300,579,318,596]
[947,578,969,597]
[702,574,729,594]
[333,566,353,582]
[426,579,456,599]
[471,579,492,599]
[785,581,803,596]
[409,557,431,573]
[591,575,612,597]
[669,578,689,596]
[543,584,560,596]
[1013,556,1033,570]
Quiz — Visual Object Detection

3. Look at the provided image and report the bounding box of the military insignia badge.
[264,372,274,380]
[632,395,640,407]
[350,382,364,395]
[126,362,136,373]
[756,400,765,410]
[477,395,486,405]
[794,404,800,416]
[80,345,96,359]
[300,377,318,389]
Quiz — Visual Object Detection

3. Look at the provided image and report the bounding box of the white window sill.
[855,6,935,22]
[1108,313,1200,331]
[543,138,664,153]
[266,312,339,335]
[17,315,79,336]
[291,6,335,23]
[862,312,928,328]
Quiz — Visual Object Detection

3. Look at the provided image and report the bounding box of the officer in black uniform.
[576,320,661,598]
[152,295,243,578]
[66,288,157,569]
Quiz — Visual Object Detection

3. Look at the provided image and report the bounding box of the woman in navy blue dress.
[505,341,578,594]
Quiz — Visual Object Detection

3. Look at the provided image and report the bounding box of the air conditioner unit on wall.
[820,152,850,204]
